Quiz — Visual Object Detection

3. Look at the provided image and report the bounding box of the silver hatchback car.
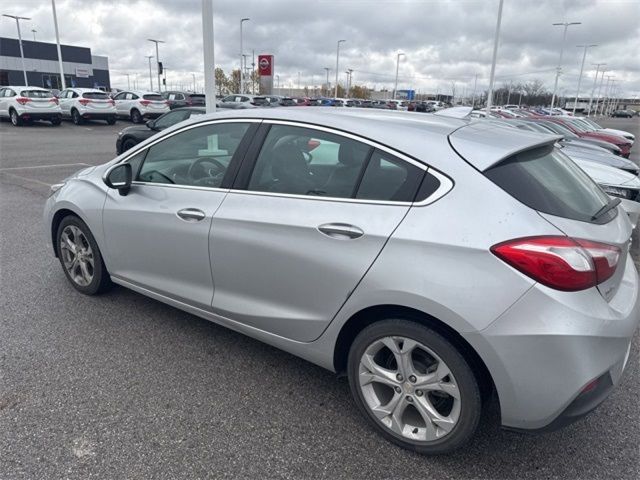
[44,108,639,454]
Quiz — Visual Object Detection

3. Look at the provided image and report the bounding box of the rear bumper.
[19,112,61,121]
[464,257,639,431]
[80,112,116,120]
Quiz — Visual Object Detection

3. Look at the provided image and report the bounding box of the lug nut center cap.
[404,382,413,394]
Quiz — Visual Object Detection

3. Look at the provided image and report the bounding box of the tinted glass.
[248,125,371,198]
[154,110,191,129]
[485,145,613,224]
[82,92,109,99]
[143,94,164,101]
[188,94,205,103]
[138,122,250,188]
[20,89,53,98]
[356,150,424,202]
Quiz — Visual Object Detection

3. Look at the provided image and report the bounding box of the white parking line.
[0,171,52,187]
[0,162,90,171]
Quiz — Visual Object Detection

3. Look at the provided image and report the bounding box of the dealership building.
[0,37,110,90]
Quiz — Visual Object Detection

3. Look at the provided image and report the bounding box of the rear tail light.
[164,100,170,106]
[16,97,31,105]
[50,98,59,105]
[491,236,620,291]
[108,99,115,106]
[79,99,91,106]
[140,100,151,106]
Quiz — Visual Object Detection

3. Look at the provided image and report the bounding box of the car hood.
[573,158,640,187]
[561,146,639,172]
[600,128,634,141]
[119,125,151,135]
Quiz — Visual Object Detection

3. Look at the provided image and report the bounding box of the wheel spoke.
[371,391,403,420]
[79,260,92,283]
[360,353,399,388]
[389,396,408,435]
[61,231,77,254]
[381,337,418,378]
[414,396,456,435]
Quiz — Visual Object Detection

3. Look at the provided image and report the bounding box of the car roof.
[68,88,105,93]
[3,86,49,91]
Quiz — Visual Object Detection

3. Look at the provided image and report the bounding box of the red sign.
[258,55,273,76]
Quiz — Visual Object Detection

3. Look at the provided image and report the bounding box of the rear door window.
[356,149,424,202]
[485,145,614,224]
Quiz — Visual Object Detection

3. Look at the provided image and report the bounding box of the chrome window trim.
[113,117,454,207]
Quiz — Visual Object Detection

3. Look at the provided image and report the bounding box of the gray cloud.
[5,0,639,97]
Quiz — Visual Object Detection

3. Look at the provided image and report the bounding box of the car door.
[58,90,72,117]
[0,89,6,117]
[102,119,258,308]
[113,92,129,117]
[209,122,427,342]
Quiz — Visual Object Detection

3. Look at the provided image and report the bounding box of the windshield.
[485,144,614,224]
[83,92,109,99]
[20,89,53,98]
[539,121,577,138]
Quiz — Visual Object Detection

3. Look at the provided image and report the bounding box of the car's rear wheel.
[10,109,22,126]
[347,319,481,455]
[130,109,143,124]
[107,117,116,125]
[51,116,61,126]
[56,216,112,295]
[71,109,83,125]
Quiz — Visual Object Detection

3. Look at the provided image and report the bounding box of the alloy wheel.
[358,336,461,442]
[60,225,95,287]
[11,111,19,126]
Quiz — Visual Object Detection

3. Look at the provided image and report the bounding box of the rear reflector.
[491,236,620,291]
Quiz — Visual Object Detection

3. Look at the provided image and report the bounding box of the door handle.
[318,223,364,239]
[177,208,206,222]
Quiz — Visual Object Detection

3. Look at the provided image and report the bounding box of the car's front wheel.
[347,319,481,455]
[71,109,83,125]
[130,109,143,124]
[56,216,112,295]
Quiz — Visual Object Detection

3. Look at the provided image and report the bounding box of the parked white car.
[112,90,169,123]
[0,86,62,126]
[58,88,117,125]
[387,99,409,111]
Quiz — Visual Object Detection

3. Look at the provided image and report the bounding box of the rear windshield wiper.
[591,197,621,221]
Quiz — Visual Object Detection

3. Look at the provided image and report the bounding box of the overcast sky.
[5,0,640,98]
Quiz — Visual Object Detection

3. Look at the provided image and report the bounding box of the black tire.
[71,109,83,125]
[130,109,143,124]
[56,215,112,295]
[10,109,22,126]
[122,138,138,152]
[347,319,482,455]
[51,116,62,126]
[107,117,116,125]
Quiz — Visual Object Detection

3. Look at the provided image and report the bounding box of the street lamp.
[275,74,280,91]
[393,52,405,100]
[595,68,608,116]
[31,28,36,41]
[202,0,216,113]
[51,0,66,89]
[324,67,330,96]
[572,44,597,115]
[240,18,250,94]
[549,21,581,109]
[2,14,30,85]
[486,0,504,114]
[334,40,345,98]
[145,55,154,91]
[147,39,165,94]
[586,63,605,117]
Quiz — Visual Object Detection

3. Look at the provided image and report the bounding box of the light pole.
[586,63,605,117]
[346,69,353,98]
[240,18,250,94]
[595,68,607,115]
[393,52,405,100]
[31,28,36,41]
[324,67,330,96]
[202,0,215,113]
[471,73,478,108]
[572,44,597,115]
[275,74,280,92]
[486,0,504,114]
[147,39,165,95]
[334,40,345,98]
[192,73,196,92]
[3,14,30,85]
[51,0,66,89]
[297,71,301,91]
[125,73,130,89]
[145,55,154,91]
[549,21,581,109]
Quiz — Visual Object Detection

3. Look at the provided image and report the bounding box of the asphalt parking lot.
[1,115,639,479]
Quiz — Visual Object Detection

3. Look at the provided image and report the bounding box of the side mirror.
[146,119,156,130]
[103,163,132,196]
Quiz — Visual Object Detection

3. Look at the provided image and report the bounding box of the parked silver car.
[44,109,639,454]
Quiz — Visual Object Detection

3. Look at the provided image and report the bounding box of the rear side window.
[356,150,424,202]
[82,92,109,99]
[20,90,53,98]
[485,145,614,224]
[143,94,164,101]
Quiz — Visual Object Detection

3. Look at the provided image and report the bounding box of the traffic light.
[158,62,163,75]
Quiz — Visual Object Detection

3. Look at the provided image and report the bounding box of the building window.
[0,71,9,87]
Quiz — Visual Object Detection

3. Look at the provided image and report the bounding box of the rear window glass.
[188,94,205,100]
[82,92,109,99]
[485,145,614,224]
[143,94,164,101]
[21,90,53,98]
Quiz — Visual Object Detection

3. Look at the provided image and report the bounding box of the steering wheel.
[187,157,226,182]
[143,169,175,184]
